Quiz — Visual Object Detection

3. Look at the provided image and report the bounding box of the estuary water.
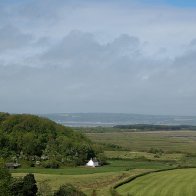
[40,113,196,127]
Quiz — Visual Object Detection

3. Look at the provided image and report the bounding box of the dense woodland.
[0,112,103,167]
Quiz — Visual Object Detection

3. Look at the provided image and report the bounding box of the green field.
[104,151,184,161]
[11,159,171,195]
[11,160,171,175]
[86,131,196,153]
[9,130,196,195]
[116,168,196,196]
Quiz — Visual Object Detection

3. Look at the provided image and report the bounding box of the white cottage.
[86,158,99,167]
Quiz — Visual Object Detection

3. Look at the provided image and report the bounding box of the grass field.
[11,160,171,175]
[12,169,152,195]
[86,131,196,153]
[104,151,184,161]
[116,168,196,196]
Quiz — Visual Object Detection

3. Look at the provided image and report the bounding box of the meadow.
[104,151,184,161]
[11,159,170,175]
[83,129,196,195]
[11,159,172,195]
[86,130,196,153]
[13,169,152,195]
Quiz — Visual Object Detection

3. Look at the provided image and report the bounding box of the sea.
[40,113,196,127]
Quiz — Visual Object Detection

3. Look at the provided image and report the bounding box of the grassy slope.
[117,168,196,196]
[86,131,196,153]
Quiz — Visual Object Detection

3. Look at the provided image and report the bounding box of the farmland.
[9,128,196,195]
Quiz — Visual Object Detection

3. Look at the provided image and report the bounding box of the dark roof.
[5,163,21,167]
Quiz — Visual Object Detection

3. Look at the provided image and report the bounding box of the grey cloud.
[106,34,140,54]
[1,1,196,115]
[1,32,195,115]
[41,31,141,71]
[173,40,196,70]
[41,31,101,64]
[0,25,33,52]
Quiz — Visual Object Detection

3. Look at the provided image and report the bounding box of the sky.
[1,0,196,116]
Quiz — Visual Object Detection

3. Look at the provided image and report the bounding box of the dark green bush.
[54,184,86,196]
[42,160,60,169]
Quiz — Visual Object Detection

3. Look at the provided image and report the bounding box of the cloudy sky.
[1,0,196,115]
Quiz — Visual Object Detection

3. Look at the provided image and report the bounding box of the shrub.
[9,177,24,195]
[154,154,161,158]
[148,148,164,155]
[37,180,52,196]
[54,184,86,196]
[42,160,60,169]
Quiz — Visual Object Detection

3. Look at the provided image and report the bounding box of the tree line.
[114,124,196,131]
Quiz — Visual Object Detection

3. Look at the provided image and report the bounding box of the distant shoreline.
[40,113,196,127]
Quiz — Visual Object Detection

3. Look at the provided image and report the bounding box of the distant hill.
[0,112,97,166]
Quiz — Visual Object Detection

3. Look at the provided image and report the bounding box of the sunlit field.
[117,168,196,196]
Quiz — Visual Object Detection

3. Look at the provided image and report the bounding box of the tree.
[0,168,12,196]
[8,173,38,196]
[22,174,38,196]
